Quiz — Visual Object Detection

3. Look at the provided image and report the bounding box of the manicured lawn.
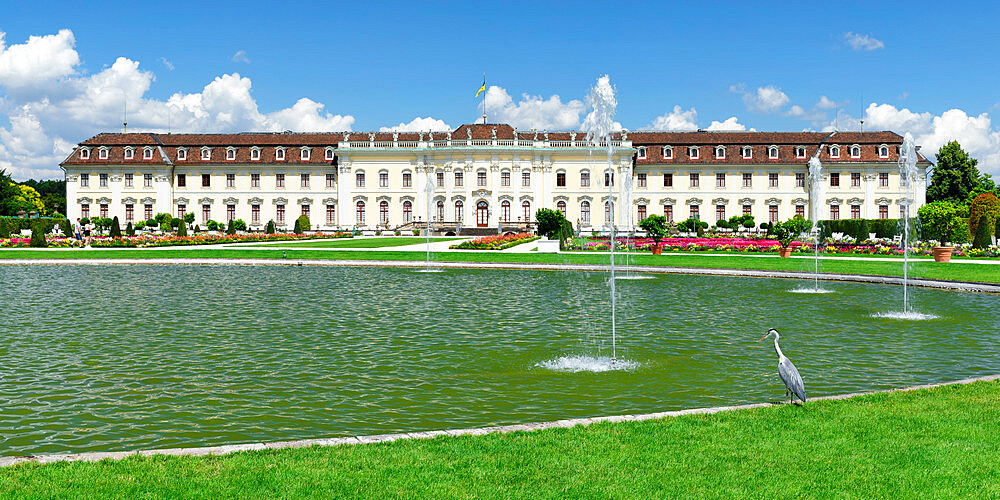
[243,236,464,248]
[3,380,997,498]
[3,248,1000,284]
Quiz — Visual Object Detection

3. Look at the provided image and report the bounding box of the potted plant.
[638,214,667,255]
[772,223,795,258]
[919,201,965,263]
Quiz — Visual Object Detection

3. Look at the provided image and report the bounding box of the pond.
[2,264,998,455]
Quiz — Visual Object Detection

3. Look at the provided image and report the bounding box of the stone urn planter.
[651,245,662,255]
[931,246,954,263]
[779,247,792,258]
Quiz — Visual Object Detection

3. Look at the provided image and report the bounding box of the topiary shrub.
[972,214,991,249]
[193,224,200,233]
[176,219,187,237]
[233,219,247,231]
[206,220,219,231]
[293,217,302,234]
[968,193,1000,237]
[29,221,47,247]
[109,216,122,238]
[0,219,10,239]
[856,219,870,242]
[226,219,236,235]
[295,215,310,233]
[265,220,275,234]
[59,218,72,237]
[126,221,135,236]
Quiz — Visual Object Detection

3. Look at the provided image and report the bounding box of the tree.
[233,219,247,231]
[927,141,993,204]
[919,201,966,245]
[265,220,276,234]
[293,217,302,234]
[184,212,195,225]
[534,208,567,238]
[109,216,122,238]
[638,214,668,246]
[968,193,1000,236]
[972,214,992,249]
[295,215,310,233]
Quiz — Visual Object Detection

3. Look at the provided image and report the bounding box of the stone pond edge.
[2,373,998,468]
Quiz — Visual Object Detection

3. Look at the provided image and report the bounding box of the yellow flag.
[476,80,486,98]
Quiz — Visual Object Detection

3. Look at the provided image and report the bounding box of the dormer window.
[742,146,752,159]
[301,147,311,161]
[850,145,861,158]
[177,148,187,161]
[768,146,779,159]
[637,146,647,159]
[79,147,90,160]
[878,144,889,158]
[124,147,134,160]
[715,146,725,159]
[325,147,335,160]
[226,147,237,161]
[688,146,699,159]
[144,147,154,159]
[663,146,673,159]
[250,147,260,161]
[275,147,285,161]
[98,147,109,159]
[795,146,806,158]
[201,147,212,160]
[829,145,840,158]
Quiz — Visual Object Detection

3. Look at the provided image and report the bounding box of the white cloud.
[816,96,838,109]
[232,50,250,63]
[482,86,585,130]
[844,32,885,51]
[647,105,698,131]
[731,84,789,113]
[825,103,1000,176]
[379,116,451,132]
[0,29,356,180]
[705,117,746,131]
[0,29,80,92]
[160,57,174,71]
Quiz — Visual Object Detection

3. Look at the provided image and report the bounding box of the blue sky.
[3,0,1000,179]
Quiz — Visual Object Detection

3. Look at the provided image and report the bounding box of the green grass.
[243,237,464,248]
[3,247,1000,284]
[3,380,997,498]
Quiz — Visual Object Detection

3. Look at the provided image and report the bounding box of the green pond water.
[2,264,998,456]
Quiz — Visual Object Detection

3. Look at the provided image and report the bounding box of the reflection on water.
[0,264,997,455]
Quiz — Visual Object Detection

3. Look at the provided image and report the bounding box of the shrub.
[109,216,122,238]
[293,217,302,234]
[193,224,201,233]
[535,208,567,238]
[715,219,729,229]
[226,219,236,235]
[29,221,47,247]
[856,219,870,242]
[0,218,9,238]
[59,218,72,237]
[295,215,310,233]
[81,217,91,226]
[145,218,158,228]
[413,229,420,236]
[265,220,275,234]
[134,220,146,230]
[638,214,668,244]
[126,221,135,236]
[968,193,1000,236]
[176,220,187,237]
[972,214,992,249]
[233,219,247,231]
[183,212,195,225]
[171,218,180,228]
[154,212,172,224]
[919,201,965,245]
[206,220,220,231]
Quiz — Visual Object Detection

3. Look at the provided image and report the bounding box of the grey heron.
[759,328,806,405]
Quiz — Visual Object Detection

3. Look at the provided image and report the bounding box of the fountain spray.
[807,152,824,291]
[582,75,619,359]
[425,168,435,270]
[898,133,918,312]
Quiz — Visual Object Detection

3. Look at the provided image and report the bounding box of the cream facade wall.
[64,138,925,230]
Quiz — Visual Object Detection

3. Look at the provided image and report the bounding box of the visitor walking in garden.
[83,219,92,248]
[74,218,82,247]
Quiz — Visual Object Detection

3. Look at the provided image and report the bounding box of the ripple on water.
[871,311,941,320]
[788,287,834,294]
[536,355,640,373]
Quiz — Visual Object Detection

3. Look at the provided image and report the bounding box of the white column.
[863,171,876,219]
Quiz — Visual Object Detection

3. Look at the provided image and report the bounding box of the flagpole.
[482,73,486,124]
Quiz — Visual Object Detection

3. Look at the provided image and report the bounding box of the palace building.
[60,123,929,232]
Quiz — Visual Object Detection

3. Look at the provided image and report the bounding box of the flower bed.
[0,232,352,248]
[565,236,1000,257]
[449,233,540,250]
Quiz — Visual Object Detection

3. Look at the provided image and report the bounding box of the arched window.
[829,145,840,158]
[356,201,365,224]
[522,201,531,221]
[580,201,591,223]
[455,200,464,222]
[715,146,725,159]
[379,201,389,224]
[850,145,861,158]
[436,200,444,221]
[637,146,647,159]
[501,200,511,222]
[879,144,889,158]
[768,146,779,159]
[403,201,412,222]
[556,200,567,216]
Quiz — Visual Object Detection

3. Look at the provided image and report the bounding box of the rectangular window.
[227,204,236,222]
[124,173,134,188]
[378,172,388,188]
[478,171,487,187]
[521,171,530,187]
[144,204,153,221]
[742,173,752,188]
[437,172,445,187]
[716,204,725,221]
[250,149,260,161]
[556,172,565,187]
[900,205,907,219]
[769,205,778,223]
[879,172,889,187]
[851,172,861,187]
[276,205,285,223]
[455,171,464,187]
[356,172,365,187]
[326,204,335,223]
[177,174,185,187]
[663,173,673,188]
[830,172,840,187]
[80,173,89,187]
[226,174,235,188]
[581,172,590,187]
[276,174,285,188]
[689,173,699,188]
[605,172,614,187]
[743,204,752,216]
[100,203,108,218]
[690,205,699,219]
[638,204,647,221]
[663,205,673,222]
[252,205,260,224]
[769,173,779,188]
[327,174,336,188]
[141,174,151,188]
[637,173,647,188]
[99,173,108,187]
[177,149,187,161]
[301,204,309,218]
[301,173,310,188]
[125,204,134,222]
[716,173,725,188]
[830,204,840,220]
[251,173,260,188]
[851,205,861,219]
[177,204,186,218]
[795,205,805,218]
[795,173,805,188]
[81,204,89,218]
[202,174,211,188]
[879,205,889,219]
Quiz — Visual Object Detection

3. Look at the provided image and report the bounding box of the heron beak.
[757,333,768,342]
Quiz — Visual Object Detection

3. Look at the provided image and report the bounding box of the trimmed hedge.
[818,218,902,240]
